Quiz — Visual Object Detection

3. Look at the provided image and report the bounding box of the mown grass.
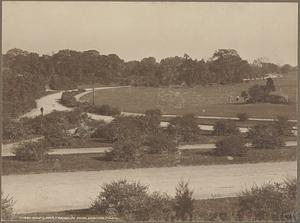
[81,72,297,119]
[3,147,296,175]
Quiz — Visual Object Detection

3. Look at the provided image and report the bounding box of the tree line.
[2,48,295,118]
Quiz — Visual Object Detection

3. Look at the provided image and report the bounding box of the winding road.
[2,85,297,215]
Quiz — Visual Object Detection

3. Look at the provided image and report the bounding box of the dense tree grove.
[3,48,294,118]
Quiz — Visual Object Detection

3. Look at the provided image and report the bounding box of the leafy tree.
[209,49,251,84]
[215,135,247,157]
[247,124,285,149]
[173,180,194,221]
[280,64,293,74]
[212,120,239,136]
[167,113,200,142]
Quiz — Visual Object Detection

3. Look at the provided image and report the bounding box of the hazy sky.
[2,2,298,65]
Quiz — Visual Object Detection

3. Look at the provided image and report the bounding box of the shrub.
[272,116,292,136]
[3,119,28,141]
[1,193,14,220]
[106,138,144,162]
[215,135,247,157]
[13,140,50,161]
[60,91,79,107]
[212,120,239,136]
[237,113,249,122]
[144,134,177,154]
[145,109,162,130]
[173,180,194,221]
[168,113,200,142]
[248,85,268,103]
[145,192,174,221]
[91,180,149,220]
[86,104,121,116]
[247,124,285,149]
[91,123,115,142]
[237,179,296,221]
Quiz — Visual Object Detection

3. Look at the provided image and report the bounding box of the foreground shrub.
[215,135,247,157]
[247,124,285,149]
[91,180,149,220]
[91,180,174,221]
[145,192,174,221]
[237,113,249,122]
[212,120,239,136]
[1,193,14,220]
[173,180,195,221]
[237,179,296,221]
[13,140,49,161]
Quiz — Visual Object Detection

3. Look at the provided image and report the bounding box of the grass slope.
[81,72,297,119]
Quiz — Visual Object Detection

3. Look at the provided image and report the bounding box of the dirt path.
[2,161,296,214]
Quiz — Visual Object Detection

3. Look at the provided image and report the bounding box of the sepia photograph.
[1,1,298,222]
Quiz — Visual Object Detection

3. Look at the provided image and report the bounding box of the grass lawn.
[3,147,296,175]
[81,72,297,119]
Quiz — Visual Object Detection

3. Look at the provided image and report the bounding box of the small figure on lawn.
[40,107,44,116]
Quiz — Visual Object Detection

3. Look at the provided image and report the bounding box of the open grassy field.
[81,72,297,119]
[3,147,296,175]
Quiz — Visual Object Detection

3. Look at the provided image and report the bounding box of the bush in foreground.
[91,180,174,221]
[237,178,296,221]
[1,193,14,220]
[215,135,247,157]
[13,140,50,161]
[173,180,195,221]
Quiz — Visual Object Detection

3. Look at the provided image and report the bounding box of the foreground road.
[2,161,296,214]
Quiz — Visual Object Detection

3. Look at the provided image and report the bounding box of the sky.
[2,2,298,65]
